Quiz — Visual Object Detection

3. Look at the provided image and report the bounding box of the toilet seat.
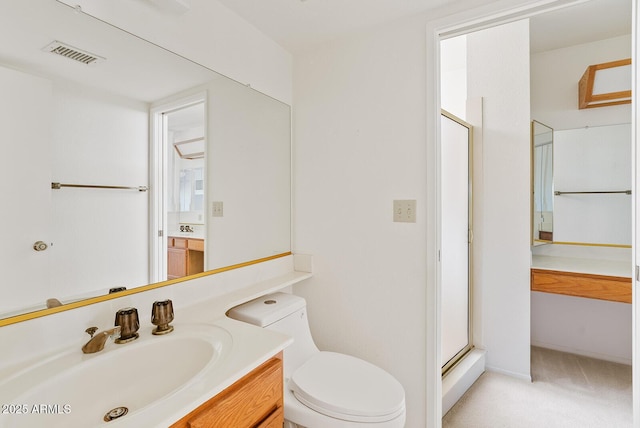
[289,352,405,423]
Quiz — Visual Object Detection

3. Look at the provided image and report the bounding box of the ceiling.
[214,0,631,54]
[3,0,628,104]
[215,0,472,53]
[0,0,218,102]
[529,0,631,53]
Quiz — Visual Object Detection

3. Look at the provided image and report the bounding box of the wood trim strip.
[531,268,631,304]
[0,252,292,327]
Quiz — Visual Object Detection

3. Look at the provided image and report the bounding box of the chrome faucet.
[82,326,121,354]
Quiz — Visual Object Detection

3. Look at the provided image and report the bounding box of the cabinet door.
[257,407,284,427]
[171,356,283,428]
[167,248,187,279]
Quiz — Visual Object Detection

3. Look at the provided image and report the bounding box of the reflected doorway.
[151,95,206,282]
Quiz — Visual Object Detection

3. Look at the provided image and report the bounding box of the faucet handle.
[114,307,140,344]
[85,326,99,338]
[151,300,174,335]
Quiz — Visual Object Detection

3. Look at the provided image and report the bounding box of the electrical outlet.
[393,199,416,223]
[212,201,223,217]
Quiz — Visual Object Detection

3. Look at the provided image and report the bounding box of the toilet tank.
[227,292,305,327]
[228,292,320,376]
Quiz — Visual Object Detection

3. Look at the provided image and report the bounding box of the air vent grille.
[42,41,105,65]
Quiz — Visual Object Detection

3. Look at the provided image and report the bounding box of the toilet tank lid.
[227,292,306,327]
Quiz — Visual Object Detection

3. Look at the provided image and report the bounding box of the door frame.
[425,1,638,427]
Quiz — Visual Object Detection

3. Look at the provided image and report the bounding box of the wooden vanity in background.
[168,236,204,279]
[531,256,631,303]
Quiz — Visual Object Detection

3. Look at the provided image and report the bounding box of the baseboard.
[484,365,532,382]
[442,349,486,415]
[531,341,632,366]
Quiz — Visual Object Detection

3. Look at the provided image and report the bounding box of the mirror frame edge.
[531,119,554,246]
[530,120,535,247]
[0,251,292,328]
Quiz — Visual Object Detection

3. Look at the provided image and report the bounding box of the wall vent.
[42,41,105,65]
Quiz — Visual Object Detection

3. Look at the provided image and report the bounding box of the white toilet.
[228,292,406,428]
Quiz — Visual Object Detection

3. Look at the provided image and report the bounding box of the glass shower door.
[441,111,473,374]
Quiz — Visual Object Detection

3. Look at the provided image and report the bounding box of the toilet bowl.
[228,292,406,428]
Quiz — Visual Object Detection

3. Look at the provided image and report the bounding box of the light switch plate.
[393,199,416,223]
[212,201,223,217]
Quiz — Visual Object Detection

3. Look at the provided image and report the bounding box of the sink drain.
[104,406,128,422]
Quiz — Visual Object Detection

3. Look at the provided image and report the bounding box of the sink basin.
[0,323,232,427]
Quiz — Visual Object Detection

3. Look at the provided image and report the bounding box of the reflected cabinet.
[167,237,205,280]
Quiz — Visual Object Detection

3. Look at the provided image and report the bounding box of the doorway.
[150,95,206,283]
[429,0,635,426]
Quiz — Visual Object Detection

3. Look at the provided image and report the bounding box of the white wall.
[293,14,431,427]
[466,19,532,379]
[440,35,468,120]
[532,291,632,364]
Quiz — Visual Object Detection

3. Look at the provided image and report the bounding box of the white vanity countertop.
[116,318,292,428]
[115,270,313,427]
[532,255,632,278]
[168,232,205,240]
[0,270,312,428]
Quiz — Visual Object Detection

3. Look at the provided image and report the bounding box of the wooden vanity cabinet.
[170,353,284,428]
[167,237,204,280]
[531,268,631,303]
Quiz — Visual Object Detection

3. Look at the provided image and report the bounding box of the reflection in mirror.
[163,100,207,281]
[178,168,205,213]
[553,123,631,246]
[0,0,291,322]
[532,120,554,246]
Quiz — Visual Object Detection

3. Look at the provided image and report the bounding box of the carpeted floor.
[442,347,632,428]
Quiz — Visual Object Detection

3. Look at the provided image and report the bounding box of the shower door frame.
[440,109,474,376]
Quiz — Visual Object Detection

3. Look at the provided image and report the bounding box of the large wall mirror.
[0,0,291,322]
[531,120,554,245]
[531,121,631,248]
[553,123,631,246]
